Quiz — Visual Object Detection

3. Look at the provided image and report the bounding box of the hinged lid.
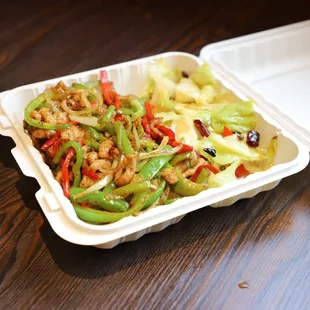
[199,20,310,150]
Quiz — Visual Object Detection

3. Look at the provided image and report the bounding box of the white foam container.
[0,20,309,249]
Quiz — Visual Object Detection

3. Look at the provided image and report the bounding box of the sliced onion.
[139,136,169,160]
[190,150,197,167]
[44,89,61,113]
[62,99,92,116]
[139,144,182,160]
[80,90,93,110]
[69,115,99,127]
[91,88,103,109]
[73,174,113,200]
[97,155,125,174]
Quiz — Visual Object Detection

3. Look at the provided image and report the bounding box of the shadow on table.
[1,134,309,280]
[0,135,41,210]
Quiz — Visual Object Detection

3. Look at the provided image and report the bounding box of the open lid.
[199,20,310,150]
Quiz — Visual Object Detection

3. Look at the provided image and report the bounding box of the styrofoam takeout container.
[0,20,309,249]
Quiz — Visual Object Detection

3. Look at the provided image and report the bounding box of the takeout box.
[0,20,309,249]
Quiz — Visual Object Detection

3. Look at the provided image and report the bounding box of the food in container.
[0,21,309,248]
[23,59,278,225]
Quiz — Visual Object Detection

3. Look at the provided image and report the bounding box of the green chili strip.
[25,94,69,130]
[170,152,192,166]
[172,169,206,196]
[85,127,105,149]
[72,83,89,90]
[115,120,134,155]
[142,180,166,210]
[118,108,133,115]
[70,188,129,213]
[74,191,150,224]
[114,120,124,153]
[136,159,149,172]
[111,181,150,197]
[106,123,115,136]
[53,141,83,187]
[86,138,100,150]
[99,105,115,125]
[97,105,115,132]
[139,153,174,180]
[101,182,116,195]
[141,140,158,150]
[130,99,146,121]
[87,127,100,140]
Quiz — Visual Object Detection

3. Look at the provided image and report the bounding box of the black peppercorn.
[246,130,260,147]
[203,148,216,157]
[182,71,189,78]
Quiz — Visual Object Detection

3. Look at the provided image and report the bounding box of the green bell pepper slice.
[172,169,206,196]
[96,105,115,132]
[25,94,69,130]
[114,120,134,155]
[130,99,146,121]
[70,188,129,213]
[170,152,192,166]
[111,181,150,197]
[142,180,166,210]
[138,154,174,180]
[74,191,150,224]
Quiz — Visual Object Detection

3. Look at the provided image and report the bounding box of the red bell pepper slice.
[41,131,61,151]
[99,70,120,109]
[82,169,100,180]
[235,164,249,178]
[114,114,125,121]
[157,124,176,143]
[156,124,193,154]
[145,102,155,120]
[62,148,75,198]
[53,138,62,155]
[142,116,159,139]
[176,144,193,154]
[223,126,233,137]
[191,164,220,182]
[142,116,151,134]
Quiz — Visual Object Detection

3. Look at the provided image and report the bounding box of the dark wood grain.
[1,1,310,309]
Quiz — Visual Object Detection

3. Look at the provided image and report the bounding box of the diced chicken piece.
[60,125,85,142]
[161,168,179,185]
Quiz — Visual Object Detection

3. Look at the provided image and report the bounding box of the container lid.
[199,20,310,150]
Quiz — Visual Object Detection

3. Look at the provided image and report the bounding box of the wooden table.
[0,1,309,309]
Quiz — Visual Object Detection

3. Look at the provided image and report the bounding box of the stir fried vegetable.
[24,60,278,225]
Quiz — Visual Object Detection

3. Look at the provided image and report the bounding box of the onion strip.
[62,99,92,116]
[73,174,113,200]
[97,155,125,174]
[139,138,182,160]
[44,89,61,113]
[69,115,99,127]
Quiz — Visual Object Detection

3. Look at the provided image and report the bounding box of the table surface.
[1,1,310,309]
